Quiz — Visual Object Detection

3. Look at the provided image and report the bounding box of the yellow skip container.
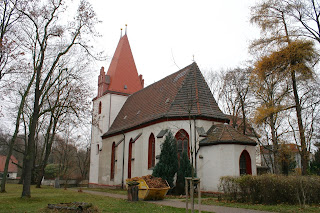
[126,178,170,201]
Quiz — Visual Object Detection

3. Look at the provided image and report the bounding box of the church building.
[89,31,257,192]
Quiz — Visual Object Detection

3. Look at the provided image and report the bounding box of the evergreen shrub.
[175,151,193,194]
[219,174,320,205]
[152,131,178,188]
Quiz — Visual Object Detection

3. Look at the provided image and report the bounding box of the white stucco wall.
[92,118,257,192]
[89,93,128,185]
[97,119,216,186]
[198,144,256,192]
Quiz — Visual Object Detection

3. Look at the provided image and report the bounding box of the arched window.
[110,142,116,180]
[98,101,102,114]
[175,129,189,159]
[239,150,252,175]
[128,138,133,178]
[148,133,156,169]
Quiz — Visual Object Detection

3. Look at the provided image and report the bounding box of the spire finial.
[125,24,127,35]
[120,28,123,38]
[192,55,195,62]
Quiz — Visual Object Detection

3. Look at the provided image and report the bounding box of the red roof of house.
[200,123,257,146]
[106,34,143,94]
[102,63,229,138]
[0,155,18,173]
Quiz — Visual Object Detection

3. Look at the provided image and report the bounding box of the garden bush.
[219,174,320,205]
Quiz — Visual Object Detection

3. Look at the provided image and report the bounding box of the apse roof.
[199,123,257,146]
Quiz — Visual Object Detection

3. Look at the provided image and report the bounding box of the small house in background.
[0,155,18,179]
[260,144,303,174]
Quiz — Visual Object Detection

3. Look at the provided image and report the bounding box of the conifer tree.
[152,131,178,187]
[175,151,193,194]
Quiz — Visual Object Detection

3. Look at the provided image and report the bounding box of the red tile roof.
[0,155,18,173]
[200,123,257,146]
[106,34,143,94]
[102,63,229,138]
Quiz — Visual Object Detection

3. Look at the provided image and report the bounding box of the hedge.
[219,174,320,205]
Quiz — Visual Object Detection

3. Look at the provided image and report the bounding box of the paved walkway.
[79,189,273,213]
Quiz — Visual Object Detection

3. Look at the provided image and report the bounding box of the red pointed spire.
[106,34,144,94]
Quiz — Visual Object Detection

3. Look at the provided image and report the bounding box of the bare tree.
[218,67,252,134]
[286,0,320,44]
[5,0,100,198]
[0,0,22,84]
[34,61,92,188]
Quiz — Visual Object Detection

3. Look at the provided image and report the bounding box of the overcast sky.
[0,0,261,133]
[91,0,261,87]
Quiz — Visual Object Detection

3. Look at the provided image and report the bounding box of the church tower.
[90,30,144,185]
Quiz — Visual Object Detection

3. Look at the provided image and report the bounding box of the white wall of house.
[89,93,128,185]
[198,144,257,192]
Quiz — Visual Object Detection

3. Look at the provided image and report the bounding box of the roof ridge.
[200,67,217,115]
[218,125,224,141]
[133,63,195,96]
[193,65,201,114]
[225,124,236,141]
[167,63,196,114]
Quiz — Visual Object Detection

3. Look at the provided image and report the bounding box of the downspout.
[121,132,125,189]
[194,117,197,174]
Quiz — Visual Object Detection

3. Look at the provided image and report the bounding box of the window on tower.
[98,101,102,114]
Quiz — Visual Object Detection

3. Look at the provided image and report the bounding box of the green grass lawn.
[188,197,320,213]
[0,184,185,213]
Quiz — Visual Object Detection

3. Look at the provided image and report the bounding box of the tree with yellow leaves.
[251,0,320,175]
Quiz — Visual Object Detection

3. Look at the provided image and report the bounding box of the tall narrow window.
[98,101,102,114]
[148,133,156,169]
[239,150,252,175]
[110,142,116,180]
[128,138,133,178]
[175,129,189,159]
[96,144,100,155]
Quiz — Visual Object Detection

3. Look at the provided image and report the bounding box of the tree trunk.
[36,116,57,188]
[240,96,246,135]
[21,68,41,198]
[291,70,308,175]
[1,73,35,193]
[270,114,280,174]
[282,10,308,175]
